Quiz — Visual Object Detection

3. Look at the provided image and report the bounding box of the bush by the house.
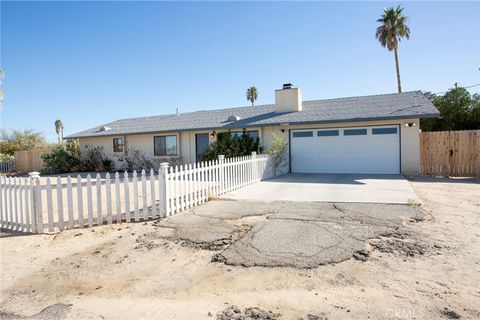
[79,146,113,172]
[41,145,80,174]
[267,134,288,177]
[117,148,155,171]
[201,130,262,161]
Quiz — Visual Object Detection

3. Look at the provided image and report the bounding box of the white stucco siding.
[78,119,420,174]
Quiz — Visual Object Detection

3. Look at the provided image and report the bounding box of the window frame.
[317,130,339,137]
[343,129,367,136]
[372,127,398,135]
[153,135,178,157]
[113,138,124,153]
[292,131,314,138]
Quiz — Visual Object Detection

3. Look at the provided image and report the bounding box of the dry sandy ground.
[1,177,479,319]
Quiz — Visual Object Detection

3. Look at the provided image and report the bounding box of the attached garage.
[290,125,400,174]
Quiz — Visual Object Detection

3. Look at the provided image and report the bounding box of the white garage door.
[290,125,400,174]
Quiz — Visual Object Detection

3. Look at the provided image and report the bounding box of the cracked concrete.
[152,200,424,268]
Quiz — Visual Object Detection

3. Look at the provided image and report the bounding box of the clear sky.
[1,1,479,142]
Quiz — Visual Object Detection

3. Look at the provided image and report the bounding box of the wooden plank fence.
[14,150,50,173]
[0,153,273,233]
[420,130,480,177]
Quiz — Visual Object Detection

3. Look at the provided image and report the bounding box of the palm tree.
[246,87,258,106]
[54,119,64,144]
[376,6,410,93]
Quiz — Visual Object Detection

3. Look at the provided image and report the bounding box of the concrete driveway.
[225,173,418,204]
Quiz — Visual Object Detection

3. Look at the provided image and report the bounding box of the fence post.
[251,151,257,184]
[159,162,169,218]
[218,155,225,195]
[28,171,41,233]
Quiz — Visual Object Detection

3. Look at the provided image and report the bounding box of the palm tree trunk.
[394,47,402,93]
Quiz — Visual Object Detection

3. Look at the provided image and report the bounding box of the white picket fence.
[0,153,272,233]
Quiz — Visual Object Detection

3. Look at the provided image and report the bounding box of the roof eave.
[66,112,440,139]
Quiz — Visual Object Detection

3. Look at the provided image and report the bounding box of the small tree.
[267,134,288,177]
[0,129,47,156]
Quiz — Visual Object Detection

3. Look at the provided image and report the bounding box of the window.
[344,129,367,136]
[317,130,339,137]
[292,131,313,138]
[154,135,177,156]
[113,138,124,152]
[372,127,398,135]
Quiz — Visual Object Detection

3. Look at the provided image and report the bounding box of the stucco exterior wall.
[259,118,421,175]
[78,119,420,174]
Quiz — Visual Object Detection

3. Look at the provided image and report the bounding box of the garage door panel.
[291,126,400,174]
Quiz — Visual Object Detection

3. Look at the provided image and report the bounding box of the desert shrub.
[41,145,80,174]
[79,146,105,172]
[66,139,80,160]
[117,148,155,171]
[0,153,13,162]
[78,145,113,172]
[201,130,262,161]
[267,134,288,177]
[102,158,113,172]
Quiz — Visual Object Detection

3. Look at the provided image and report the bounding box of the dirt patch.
[440,307,462,319]
[216,305,281,320]
[1,178,479,319]
[0,303,72,320]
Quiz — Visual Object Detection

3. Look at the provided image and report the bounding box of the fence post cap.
[29,171,40,178]
[218,155,225,160]
[159,162,169,169]
[251,151,257,156]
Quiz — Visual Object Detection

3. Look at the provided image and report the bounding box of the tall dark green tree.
[376,6,411,93]
[421,87,480,131]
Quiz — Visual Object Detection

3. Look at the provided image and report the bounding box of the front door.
[195,133,210,162]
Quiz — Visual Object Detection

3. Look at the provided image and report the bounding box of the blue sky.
[1,1,479,142]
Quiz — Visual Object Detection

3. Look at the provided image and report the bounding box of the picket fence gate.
[0,153,272,233]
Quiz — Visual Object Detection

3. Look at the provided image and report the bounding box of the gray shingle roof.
[67,91,439,139]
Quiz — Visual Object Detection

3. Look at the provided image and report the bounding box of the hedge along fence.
[0,153,273,233]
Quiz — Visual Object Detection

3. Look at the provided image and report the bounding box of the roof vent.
[227,114,241,122]
[283,83,293,89]
[99,126,111,132]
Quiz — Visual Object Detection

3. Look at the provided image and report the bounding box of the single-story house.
[67,84,439,175]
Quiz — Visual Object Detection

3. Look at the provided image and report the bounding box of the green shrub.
[267,134,288,177]
[201,130,262,161]
[102,158,113,172]
[41,145,80,174]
